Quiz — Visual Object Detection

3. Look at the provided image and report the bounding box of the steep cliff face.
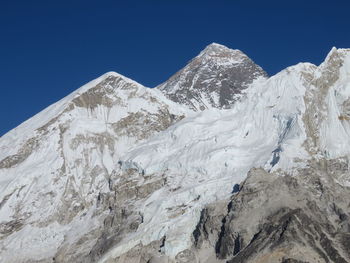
[157,43,267,111]
[1,45,350,263]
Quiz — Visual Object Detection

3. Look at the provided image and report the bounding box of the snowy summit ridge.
[1,45,350,263]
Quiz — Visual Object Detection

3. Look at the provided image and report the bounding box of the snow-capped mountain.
[1,44,350,263]
[0,72,189,262]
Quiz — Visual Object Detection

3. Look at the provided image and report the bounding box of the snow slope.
[0,72,190,262]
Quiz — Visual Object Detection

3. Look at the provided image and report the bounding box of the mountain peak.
[157,44,267,111]
[201,42,231,52]
[198,43,247,63]
[201,42,240,53]
[323,46,350,63]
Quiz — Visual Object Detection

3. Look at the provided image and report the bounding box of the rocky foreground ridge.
[1,44,350,263]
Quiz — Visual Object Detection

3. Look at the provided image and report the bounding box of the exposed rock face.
[193,160,350,263]
[157,43,267,111]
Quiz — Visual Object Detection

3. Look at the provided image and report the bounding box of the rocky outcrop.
[193,160,350,263]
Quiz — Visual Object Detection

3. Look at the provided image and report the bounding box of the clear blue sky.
[1,0,350,136]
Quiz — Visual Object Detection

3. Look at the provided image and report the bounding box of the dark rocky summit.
[158,43,267,111]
